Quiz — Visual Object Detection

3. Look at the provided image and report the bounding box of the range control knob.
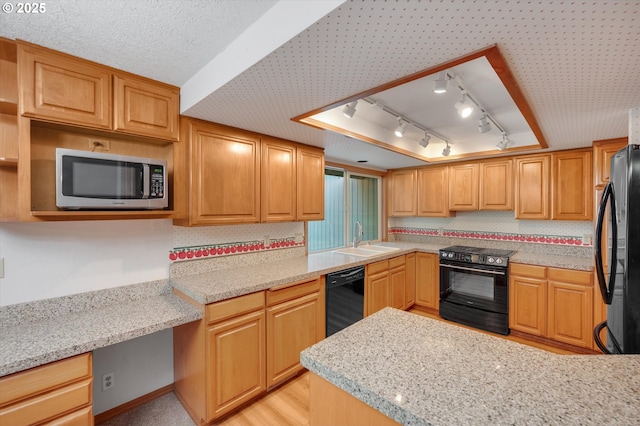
[448,252,454,258]
[496,258,504,264]
[487,257,495,263]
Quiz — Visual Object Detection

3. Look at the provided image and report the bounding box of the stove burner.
[439,245,515,267]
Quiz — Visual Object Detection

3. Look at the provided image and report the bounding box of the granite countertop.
[171,241,593,305]
[301,308,640,426]
[0,282,202,377]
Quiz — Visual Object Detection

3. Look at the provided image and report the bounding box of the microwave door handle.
[142,164,150,199]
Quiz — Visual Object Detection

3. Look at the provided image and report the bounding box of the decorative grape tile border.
[169,237,304,262]
[388,227,590,246]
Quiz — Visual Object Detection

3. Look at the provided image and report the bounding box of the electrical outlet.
[102,372,114,391]
[0,258,4,279]
[264,235,270,247]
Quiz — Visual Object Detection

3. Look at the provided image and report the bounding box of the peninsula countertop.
[301,308,640,426]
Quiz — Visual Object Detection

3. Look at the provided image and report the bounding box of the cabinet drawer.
[206,291,265,324]
[548,267,592,286]
[510,263,547,279]
[44,406,92,426]
[0,353,91,406]
[0,377,92,426]
[367,259,389,276]
[267,277,321,306]
[388,255,405,269]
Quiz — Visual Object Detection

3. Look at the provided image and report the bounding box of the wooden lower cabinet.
[174,279,324,425]
[405,253,416,308]
[365,255,407,316]
[266,279,324,389]
[206,309,266,419]
[415,252,439,310]
[0,353,93,426]
[509,264,547,336]
[547,268,594,348]
[509,263,595,350]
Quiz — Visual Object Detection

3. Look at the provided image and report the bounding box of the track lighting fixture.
[433,71,448,94]
[454,94,474,118]
[418,133,431,148]
[394,119,407,137]
[496,134,513,150]
[343,101,357,118]
[442,142,451,157]
[478,115,491,133]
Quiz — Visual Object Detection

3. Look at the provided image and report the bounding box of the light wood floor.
[216,372,310,426]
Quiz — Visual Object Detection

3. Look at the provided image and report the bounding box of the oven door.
[439,261,508,314]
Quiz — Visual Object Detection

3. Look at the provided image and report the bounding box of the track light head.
[343,101,357,118]
[418,133,431,148]
[394,119,407,137]
[433,71,448,94]
[455,94,474,118]
[442,142,451,157]
[496,134,513,150]
[478,115,491,133]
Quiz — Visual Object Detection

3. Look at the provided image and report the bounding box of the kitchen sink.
[333,245,400,257]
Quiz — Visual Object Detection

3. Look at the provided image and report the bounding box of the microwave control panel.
[150,165,165,198]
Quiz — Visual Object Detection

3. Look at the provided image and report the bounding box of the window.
[308,168,380,252]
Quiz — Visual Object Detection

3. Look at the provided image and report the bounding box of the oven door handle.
[440,264,506,276]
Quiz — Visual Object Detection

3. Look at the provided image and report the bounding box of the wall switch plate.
[102,372,114,391]
[264,235,270,247]
[582,233,593,245]
[0,258,4,279]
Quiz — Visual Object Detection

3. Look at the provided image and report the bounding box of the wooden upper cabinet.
[448,163,478,211]
[593,137,628,187]
[480,159,513,210]
[297,146,325,221]
[551,149,592,220]
[388,169,417,216]
[113,74,179,141]
[417,166,452,217]
[18,41,111,129]
[515,155,550,219]
[261,138,296,222]
[189,121,261,225]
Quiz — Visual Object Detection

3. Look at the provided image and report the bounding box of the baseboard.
[94,384,174,425]
[509,330,600,355]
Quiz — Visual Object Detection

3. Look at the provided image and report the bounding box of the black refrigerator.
[594,144,640,354]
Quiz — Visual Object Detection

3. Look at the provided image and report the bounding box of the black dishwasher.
[325,266,365,337]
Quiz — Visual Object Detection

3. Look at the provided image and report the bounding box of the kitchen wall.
[0,218,304,414]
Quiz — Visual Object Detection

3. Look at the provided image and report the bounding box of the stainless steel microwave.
[56,148,168,210]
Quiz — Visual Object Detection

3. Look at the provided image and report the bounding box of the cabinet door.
[547,268,594,349]
[417,167,452,217]
[297,146,325,220]
[261,138,296,222]
[388,169,417,216]
[515,155,550,219]
[266,292,323,388]
[113,74,179,140]
[389,265,406,310]
[366,271,389,316]
[190,122,261,225]
[509,275,547,336]
[18,41,111,129]
[593,137,627,186]
[207,310,266,420]
[405,253,416,308]
[415,253,439,310]
[480,159,513,210]
[448,163,478,211]
[552,150,593,220]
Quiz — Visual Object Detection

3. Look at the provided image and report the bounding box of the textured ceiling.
[2,0,639,171]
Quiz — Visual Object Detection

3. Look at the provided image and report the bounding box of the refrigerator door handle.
[595,182,617,305]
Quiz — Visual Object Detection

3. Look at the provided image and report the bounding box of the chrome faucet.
[353,221,363,248]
